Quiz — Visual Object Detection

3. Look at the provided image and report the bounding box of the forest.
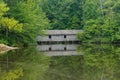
[0,0,120,46]
[0,0,120,79]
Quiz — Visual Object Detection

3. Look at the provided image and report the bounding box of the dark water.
[0,44,120,80]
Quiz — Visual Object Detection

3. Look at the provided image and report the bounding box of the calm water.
[0,44,120,80]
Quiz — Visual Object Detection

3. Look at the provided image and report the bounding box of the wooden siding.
[37,44,78,51]
[37,30,82,42]
[37,34,79,42]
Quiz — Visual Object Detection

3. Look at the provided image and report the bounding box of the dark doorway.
[49,35,51,39]
[64,47,67,51]
[64,35,66,38]
[49,47,52,51]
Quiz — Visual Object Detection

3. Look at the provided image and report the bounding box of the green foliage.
[77,44,120,80]
[0,45,120,80]
[77,0,120,43]
[0,2,24,45]
[0,46,50,80]
[0,68,23,80]
[0,3,9,16]
[0,0,50,46]
[7,0,49,45]
[42,0,83,29]
[0,2,23,32]
[0,39,8,44]
[0,17,23,32]
[1,0,120,45]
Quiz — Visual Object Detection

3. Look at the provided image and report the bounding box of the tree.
[41,0,84,29]
[78,0,120,43]
[1,0,50,45]
[0,2,23,44]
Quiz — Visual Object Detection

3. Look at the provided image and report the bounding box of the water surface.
[0,44,120,80]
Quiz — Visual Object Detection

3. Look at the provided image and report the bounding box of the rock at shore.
[0,44,18,54]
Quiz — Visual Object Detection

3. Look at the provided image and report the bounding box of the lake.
[0,44,120,80]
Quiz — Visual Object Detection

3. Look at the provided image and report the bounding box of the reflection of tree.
[42,56,84,80]
[0,68,23,80]
[0,45,120,80]
[78,44,120,80]
[0,47,50,80]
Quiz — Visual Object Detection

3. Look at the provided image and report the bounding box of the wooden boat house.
[37,30,83,44]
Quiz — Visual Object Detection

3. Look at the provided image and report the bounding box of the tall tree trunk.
[99,0,104,16]
[6,28,8,38]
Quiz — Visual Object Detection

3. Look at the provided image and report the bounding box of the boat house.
[37,30,83,44]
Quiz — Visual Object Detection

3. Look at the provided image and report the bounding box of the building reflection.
[37,44,83,56]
